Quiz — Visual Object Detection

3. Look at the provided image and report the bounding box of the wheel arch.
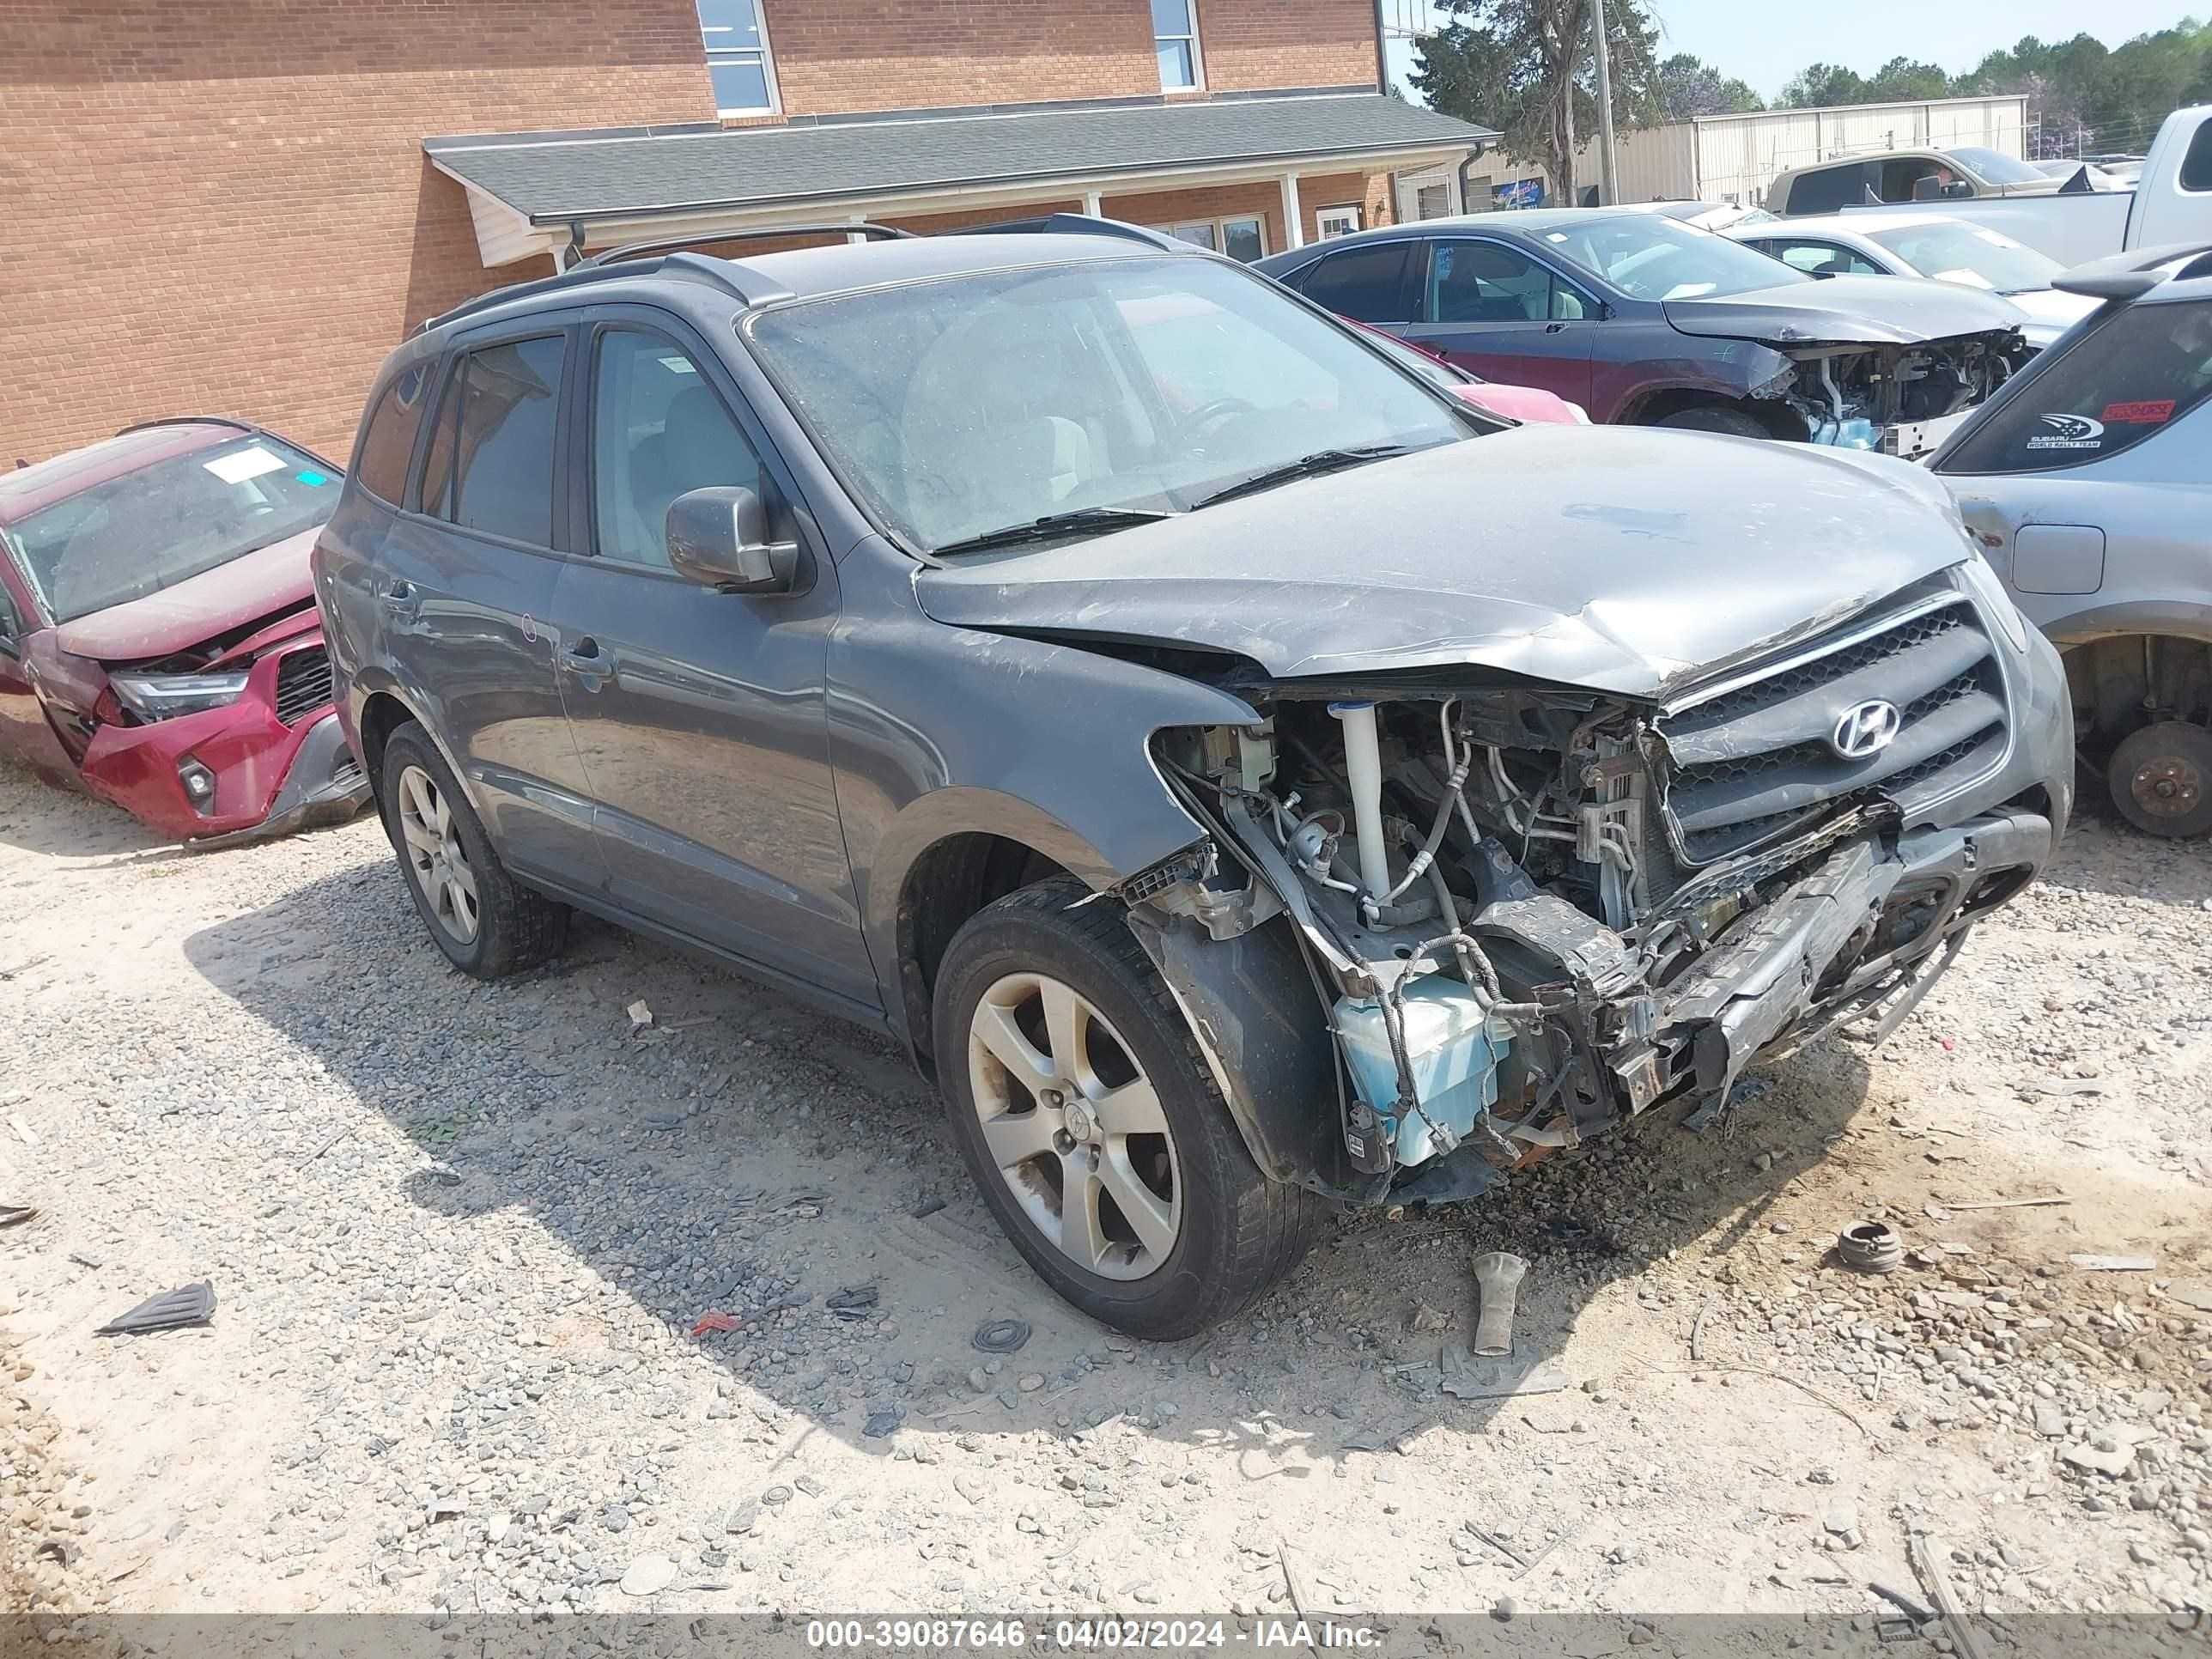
[1621,384,1808,439]
[344,672,480,817]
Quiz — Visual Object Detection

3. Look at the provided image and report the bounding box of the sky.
[1382,1,2198,106]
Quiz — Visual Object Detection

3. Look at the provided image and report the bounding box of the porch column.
[1081,189,1103,216]
[1279,173,1304,249]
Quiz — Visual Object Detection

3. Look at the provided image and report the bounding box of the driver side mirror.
[1943,179,1973,198]
[666,487,801,595]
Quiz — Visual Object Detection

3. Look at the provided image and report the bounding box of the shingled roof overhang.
[426,89,1498,265]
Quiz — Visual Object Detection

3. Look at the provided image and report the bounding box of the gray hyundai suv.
[314,227,2072,1338]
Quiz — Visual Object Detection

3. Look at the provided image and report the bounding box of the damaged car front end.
[916,428,2073,1216]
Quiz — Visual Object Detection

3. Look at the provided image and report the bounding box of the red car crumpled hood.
[52,525,323,663]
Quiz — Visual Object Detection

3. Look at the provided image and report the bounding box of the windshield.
[1536,216,1806,301]
[744,255,1468,553]
[4,433,336,623]
[1950,147,2048,187]
[1867,222,2063,294]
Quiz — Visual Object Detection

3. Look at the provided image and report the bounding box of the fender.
[2033,598,2212,650]
[339,665,481,817]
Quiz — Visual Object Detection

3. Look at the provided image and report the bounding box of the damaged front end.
[1752,330,2031,461]
[1123,578,2057,1208]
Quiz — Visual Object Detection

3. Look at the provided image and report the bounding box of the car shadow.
[2039,808,2212,905]
[0,756,173,859]
[181,857,1886,1477]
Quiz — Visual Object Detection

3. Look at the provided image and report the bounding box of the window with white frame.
[698,0,778,116]
[1316,205,1364,239]
[1153,215,1267,263]
[1152,0,1202,90]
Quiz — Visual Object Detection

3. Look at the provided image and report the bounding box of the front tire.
[1655,405,1773,440]
[933,878,1321,1339]
[379,723,568,977]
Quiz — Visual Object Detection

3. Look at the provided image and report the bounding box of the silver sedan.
[1930,246,2212,836]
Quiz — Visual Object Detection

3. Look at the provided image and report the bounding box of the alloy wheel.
[966,972,1182,1281]
[396,764,480,945]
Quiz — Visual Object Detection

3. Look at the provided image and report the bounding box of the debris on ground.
[689,1311,741,1336]
[971,1317,1031,1353]
[826,1285,879,1318]
[1838,1220,1904,1273]
[2067,1253,2157,1272]
[627,999,653,1030]
[93,1281,213,1336]
[1470,1250,1527,1357]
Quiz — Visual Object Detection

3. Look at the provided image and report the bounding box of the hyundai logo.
[1831,699,1902,761]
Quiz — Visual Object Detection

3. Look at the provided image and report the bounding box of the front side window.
[1425,240,1583,323]
[1540,216,1804,301]
[744,255,1466,554]
[699,0,777,115]
[1152,0,1200,89]
[592,331,766,569]
[1940,299,2212,476]
[355,363,430,505]
[434,337,566,547]
[6,431,338,623]
[1293,243,1413,324]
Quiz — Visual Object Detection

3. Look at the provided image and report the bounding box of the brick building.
[2,1,1492,465]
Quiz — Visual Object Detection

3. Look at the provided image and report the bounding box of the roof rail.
[580,223,913,267]
[113,416,253,439]
[946,213,1196,252]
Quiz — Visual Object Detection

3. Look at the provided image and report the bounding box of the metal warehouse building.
[1443,93,2030,213]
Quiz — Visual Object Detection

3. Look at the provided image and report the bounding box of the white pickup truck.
[1845,105,2212,268]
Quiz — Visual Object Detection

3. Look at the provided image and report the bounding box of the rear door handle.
[562,637,610,677]
[380,579,416,611]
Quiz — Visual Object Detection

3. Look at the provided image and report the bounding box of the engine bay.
[1762,331,2028,450]
[1138,682,1941,1198]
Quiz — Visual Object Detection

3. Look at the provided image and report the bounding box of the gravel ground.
[2,759,2208,1632]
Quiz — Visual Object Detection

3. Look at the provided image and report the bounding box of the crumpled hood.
[913,426,1972,700]
[52,526,322,663]
[1664,273,2029,346]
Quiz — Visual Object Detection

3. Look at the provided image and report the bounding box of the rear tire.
[933,877,1322,1339]
[2106,720,2212,838]
[379,723,568,977]
[1655,405,1772,440]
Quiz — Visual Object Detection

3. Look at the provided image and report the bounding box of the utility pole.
[1589,0,1620,205]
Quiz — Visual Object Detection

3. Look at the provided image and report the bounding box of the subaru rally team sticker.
[2027,413,2104,451]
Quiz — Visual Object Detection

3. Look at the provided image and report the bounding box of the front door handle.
[380,579,416,611]
[562,637,610,678]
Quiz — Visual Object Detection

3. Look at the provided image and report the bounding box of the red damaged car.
[0,418,370,841]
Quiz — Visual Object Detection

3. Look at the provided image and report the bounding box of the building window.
[699,0,778,116]
[1316,206,1363,239]
[1152,0,1202,91]
[1153,215,1266,263]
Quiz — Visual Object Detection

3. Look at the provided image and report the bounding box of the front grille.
[1659,597,2008,864]
[272,647,334,727]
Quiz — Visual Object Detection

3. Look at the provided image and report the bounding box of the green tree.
[1778,62,1868,108]
[1655,52,1765,120]
[1862,57,1953,100]
[1411,0,1662,204]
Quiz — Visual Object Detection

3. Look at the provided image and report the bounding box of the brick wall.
[1195,0,1380,94]
[758,0,1378,119]
[0,0,1387,467]
[0,0,718,465]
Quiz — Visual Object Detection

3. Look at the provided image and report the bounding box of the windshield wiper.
[932,506,1175,557]
[1191,444,1413,510]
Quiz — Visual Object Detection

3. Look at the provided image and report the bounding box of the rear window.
[1939,298,2212,475]
[429,337,566,547]
[1292,244,1413,325]
[355,363,430,505]
[1784,164,1868,215]
[2184,121,2212,192]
